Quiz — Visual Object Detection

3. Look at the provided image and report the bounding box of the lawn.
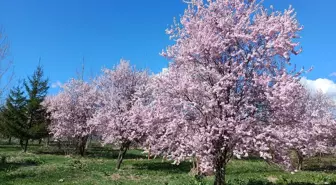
[1,142,336,185]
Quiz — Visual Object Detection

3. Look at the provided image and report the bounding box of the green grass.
[1,142,336,185]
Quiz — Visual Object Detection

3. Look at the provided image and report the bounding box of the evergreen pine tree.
[24,65,49,145]
[0,105,12,144]
[1,65,49,152]
[1,85,28,150]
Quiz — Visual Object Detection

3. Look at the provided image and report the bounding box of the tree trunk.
[78,136,88,156]
[57,140,61,150]
[214,148,232,185]
[45,136,50,147]
[148,145,151,160]
[79,144,85,156]
[116,141,130,169]
[192,157,196,170]
[8,137,11,144]
[296,151,304,171]
[85,135,92,150]
[38,139,42,145]
[196,157,200,175]
[19,139,24,149]
[162,155,167,162]
[318,152,322,162]
[24,139,29,153]
[214,160,226,185]
[191,156,201,175]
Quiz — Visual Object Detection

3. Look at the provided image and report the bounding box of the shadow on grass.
[34,150,66,155]
[0,145,22,151]
[86,147,147,160]
[304,164,336,172]
[29,144,147,161]
[33,145,67,155]
[0,160,39,172]
[239,156,264,161]
[86,146,115,159]
[228,179,336,185]
[0,144,59,154]
[227,168,281,175]
[303,157,336,172]
[86,151,147,160]
[0,168,39,185]
[132,161,192,174]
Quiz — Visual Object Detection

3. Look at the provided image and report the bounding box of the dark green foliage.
[0,85,28,149]
[0,108,12,142]
[24,64,49,140]
[0,64,49,152]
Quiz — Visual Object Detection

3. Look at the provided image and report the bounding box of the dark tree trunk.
[295,150,304,170]
[116,141,131,169]
[85,135,92,150]
[78,136,88,156]
[298,153,303,171]
[79,144,85,156]
[57,140,61,150]
[318,152,322,162]
[8,137,11,144]
[148,145,151,160]
[45,135,50,147]
[214,159,226,185]
[47,135,50,146]
[24,139,29,153]
[19,139,24,150]
[38,139,42,145]
[213,148,232,185]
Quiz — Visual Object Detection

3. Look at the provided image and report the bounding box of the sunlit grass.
[1,142,336,185]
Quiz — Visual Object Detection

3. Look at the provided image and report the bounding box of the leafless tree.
[0,28,14,99]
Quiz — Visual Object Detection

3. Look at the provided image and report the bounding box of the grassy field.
[1,142,336,185]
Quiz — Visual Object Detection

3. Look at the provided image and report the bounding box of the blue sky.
[0,0,335,95]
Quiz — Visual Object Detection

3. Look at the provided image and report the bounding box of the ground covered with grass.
[1,143,336,185]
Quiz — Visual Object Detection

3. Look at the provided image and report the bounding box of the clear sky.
[0,0,335,95]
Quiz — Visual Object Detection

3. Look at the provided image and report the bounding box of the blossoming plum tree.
[43,79,98,156]
[267,81,336,170]
[147,0,303,184]
[90,60,149,169]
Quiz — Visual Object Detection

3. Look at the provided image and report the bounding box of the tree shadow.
[33,150,66,155]
[0,160,39,172]
[303,157,336,172]
[0,168,39,185]
[86,147,147,160]
[304,164,336,172]
[29,144,147,160]
[227,168,281,175]
[228,179,336,185]
[85,146,115,159]
[244,180,315,185]
[0,144,22,151]
[132,161,192,174]
[239,156,264,161]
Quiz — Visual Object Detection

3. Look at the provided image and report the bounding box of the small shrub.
[68,159,88,171]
